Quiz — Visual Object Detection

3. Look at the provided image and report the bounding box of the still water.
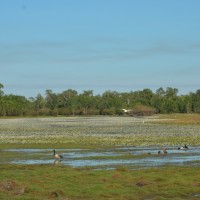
[2,146,200,169]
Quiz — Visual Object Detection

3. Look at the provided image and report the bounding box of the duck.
[163,148,168,154]
[53,150,63,159]
[158,148,167,155]
[178,144,188,150]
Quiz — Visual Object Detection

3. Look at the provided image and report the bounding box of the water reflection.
[54,159,62,165]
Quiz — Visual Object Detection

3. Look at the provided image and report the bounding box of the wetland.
[0,115,200,199]
[1,146,200,169]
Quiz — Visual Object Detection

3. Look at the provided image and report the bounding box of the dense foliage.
[0,83,200,116]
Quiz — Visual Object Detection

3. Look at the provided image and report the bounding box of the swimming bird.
[163,148,168,154]
[53,150,63,159]
[178,144,188,150]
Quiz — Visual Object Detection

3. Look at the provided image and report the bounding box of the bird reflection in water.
[54,159,62,165]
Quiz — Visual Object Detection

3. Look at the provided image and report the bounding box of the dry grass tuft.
[135,180,148,187]
[0,180,26,195]
[49,189,64,198]
[112,173,122,180]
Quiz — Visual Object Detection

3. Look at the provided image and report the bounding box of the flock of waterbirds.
[157,144,189,155]
[52,144,189,163]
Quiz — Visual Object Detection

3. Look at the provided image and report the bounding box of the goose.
[53,150,63,159]
[178,144,188,150]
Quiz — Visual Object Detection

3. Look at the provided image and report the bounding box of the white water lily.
[0,116,200,145]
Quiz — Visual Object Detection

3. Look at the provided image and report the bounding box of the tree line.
[0,83,200,117]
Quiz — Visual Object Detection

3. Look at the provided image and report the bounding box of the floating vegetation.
[0,116,200,146]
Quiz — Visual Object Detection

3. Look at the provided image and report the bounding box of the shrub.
[129,104,157,116]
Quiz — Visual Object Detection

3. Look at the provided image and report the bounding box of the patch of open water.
[2,146,200,169]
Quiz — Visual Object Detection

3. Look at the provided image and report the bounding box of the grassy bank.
[155,113,200,125]
[0,164,199,200]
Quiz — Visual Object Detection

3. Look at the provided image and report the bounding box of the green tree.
[152,87,166,113]
[3,95,29,116]
[79,90,94,115]
[0,83,4,97]
[165,87,179,113]
[193,89,200,113]
[57,89,78,115]
[45,89,58,110]
[34,94,45,112]
[99,91,123,115]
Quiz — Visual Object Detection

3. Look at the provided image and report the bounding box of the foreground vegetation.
[0,164,200,200]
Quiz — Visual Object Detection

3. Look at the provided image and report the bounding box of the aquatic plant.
[0,116,200,146]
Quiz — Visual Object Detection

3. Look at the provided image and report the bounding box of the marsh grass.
[0,164,199,200]
[156,113,200,125]
[0,115,200,146]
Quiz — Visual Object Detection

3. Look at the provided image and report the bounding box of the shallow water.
[2,146,200,169]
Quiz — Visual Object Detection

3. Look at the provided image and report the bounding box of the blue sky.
[0,0,200,97]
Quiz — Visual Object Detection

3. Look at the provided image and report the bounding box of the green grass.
[155,113,200,125]
[0,164,200,200]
